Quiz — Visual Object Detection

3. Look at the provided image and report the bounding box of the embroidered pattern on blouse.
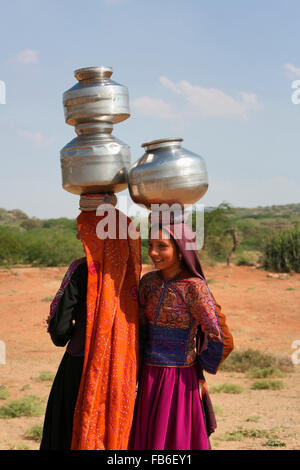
[139,271,222,367]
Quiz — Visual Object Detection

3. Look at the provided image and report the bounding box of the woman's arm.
[210,293,234,362]
[187,279,222,342]
[48,265,83,347]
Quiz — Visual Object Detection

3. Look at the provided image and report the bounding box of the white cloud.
[14,49,39,65]
[159,76,181,94]
[237,91,261,107]
[132,96,179,120]
[283,63,300,79]
[18,129,54,149]
[159,75,262,119]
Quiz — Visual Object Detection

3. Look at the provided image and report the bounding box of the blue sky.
[0,0,300,219]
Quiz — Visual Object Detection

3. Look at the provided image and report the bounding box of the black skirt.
[40,351,84,450]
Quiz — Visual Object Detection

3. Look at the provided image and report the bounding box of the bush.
[0,227,24,265]
[220,349,274,372]
[262,228,300,273]
[194,203,237,262]
[0,216,83,267]
[20,218,42,230]
[264,439,286,447]
[236,255,254,266]
[1,229,84,267]
[22,230,84,267]
[219,349,293,373]
[0,385,10,400]
[24,424,43,442]
[245,416,260,423]
[217,427,278,442]
[246,366,284,379]
[0,395,44,418]
[35,371,55,382]
[251,380,285,390]
[209,383,244,394]
[41,218,77,232]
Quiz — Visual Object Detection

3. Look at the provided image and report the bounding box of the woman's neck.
[160,266,181,281]
[159,264,192,281]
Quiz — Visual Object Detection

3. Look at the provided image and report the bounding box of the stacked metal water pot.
[128,138,209,210]
[60,65,209,211]
[60,66,131,195]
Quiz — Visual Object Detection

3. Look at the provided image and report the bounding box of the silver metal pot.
[63,66,130,126]
[60,122,130,195]
[128,138,208,209]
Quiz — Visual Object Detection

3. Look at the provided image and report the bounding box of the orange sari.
[71,209,141,450]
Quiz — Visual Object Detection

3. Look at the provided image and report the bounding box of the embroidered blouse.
[139,270,222,367]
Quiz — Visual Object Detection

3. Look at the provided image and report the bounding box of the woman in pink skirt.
[130,219,233,450]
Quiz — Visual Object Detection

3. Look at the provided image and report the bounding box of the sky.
[0,0,300,219]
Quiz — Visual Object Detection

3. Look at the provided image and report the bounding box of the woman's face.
[148,229,180,272]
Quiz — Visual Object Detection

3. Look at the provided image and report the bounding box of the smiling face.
[148,228,181,275]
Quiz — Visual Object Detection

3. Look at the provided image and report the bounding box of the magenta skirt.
[130,364,210,450]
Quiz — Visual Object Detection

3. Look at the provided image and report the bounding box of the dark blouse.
[48,261,88,356]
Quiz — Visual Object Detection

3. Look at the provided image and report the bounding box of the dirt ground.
[0,263,299,450]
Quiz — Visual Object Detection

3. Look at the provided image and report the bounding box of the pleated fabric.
[71,209,141,450]
[130,364,210,450]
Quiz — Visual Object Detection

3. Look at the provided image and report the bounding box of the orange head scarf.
[71,201,141,450]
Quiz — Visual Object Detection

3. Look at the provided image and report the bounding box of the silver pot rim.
[141,137,183,151]
[75,122,113,135]
[74,66,113,81]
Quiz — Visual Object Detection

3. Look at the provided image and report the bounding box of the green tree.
[193,202,240,263]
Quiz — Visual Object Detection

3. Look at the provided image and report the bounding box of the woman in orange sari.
[40,194,141,450]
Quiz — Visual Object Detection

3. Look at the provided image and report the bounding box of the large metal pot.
[63,66,130,126]
[128,138,208,209]
[60,122,130,195]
